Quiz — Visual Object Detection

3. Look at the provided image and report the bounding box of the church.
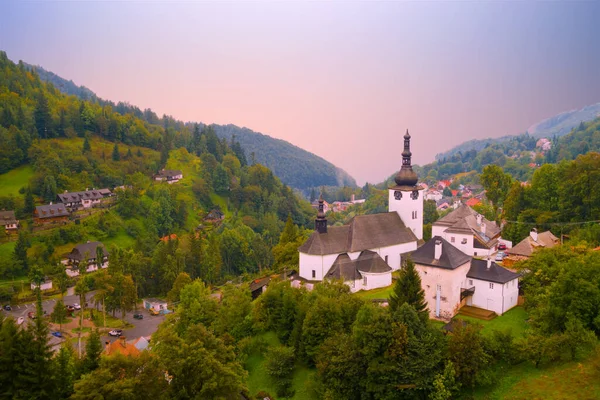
[298,130,423,292]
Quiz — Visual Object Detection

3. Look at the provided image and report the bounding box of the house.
[56,188,112,211]
[412,236,519,320]
[63,241,109,277]
[249,277,271,299]
[143,298,168,312]
[204,209,225,223]
[155,169,183,184]
[298,130,422,292]
[465,197,481,207]
[311,199,330,213]
[505,228,559,265]
[536,138,552,151]
[31,279,53,291]
[0,210,18,233]
[436,199,451,211]
[425,190,443,202]
[34,203,69,224]
[432,204,505,257]
[105,336,141,357]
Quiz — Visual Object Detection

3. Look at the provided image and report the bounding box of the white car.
[72,303,81,310]
[108,329,123,337]
[17,317,24,325]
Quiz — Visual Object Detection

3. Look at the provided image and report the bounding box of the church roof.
[410,236,471,270]
[325,250,392,281]
[467,259,520,284]
[299,212,417,255]
[434,204,500,245]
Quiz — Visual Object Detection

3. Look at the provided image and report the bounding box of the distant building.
[105,336,141,357]
[412,236,519,320]
[0,210,19,233]
[505,229,559,264]
[63,241,109,277]
[155,169,183,184]
[31,279,53,291]
[536,138,552,151]
[425,190,443,202]
[34,203,69,224]
[310,199,330,213]
[465,197,481,207]
[143,298,168,313]
[56,188,112,211]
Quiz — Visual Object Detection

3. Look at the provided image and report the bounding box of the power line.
[503,219,600,227]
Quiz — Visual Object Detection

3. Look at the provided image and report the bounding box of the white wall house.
[298,130,422,292]
[31,280,53,291]
[412,236,520,320]
[63,241,109,277]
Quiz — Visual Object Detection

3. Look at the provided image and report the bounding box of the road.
[1,292,166,342]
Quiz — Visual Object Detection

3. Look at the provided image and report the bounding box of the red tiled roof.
[466,198,481,207]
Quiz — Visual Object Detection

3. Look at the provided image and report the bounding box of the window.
[363,276,367,286]
[436,284,442,292]
[411,210,417,220]
[474,252,478,256]
[312,270,316,279]
[451,237,455,243]
[385,255,389,264]
[461,238,467,244]
[469,279,473,286]
[489,283,494,289]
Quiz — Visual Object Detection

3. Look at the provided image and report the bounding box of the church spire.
[315,193,327,234]
[394,129,418,187]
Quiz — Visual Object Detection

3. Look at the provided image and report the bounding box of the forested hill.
[23,61,356,191]
[212,124,356,189]
[436,102,600,161]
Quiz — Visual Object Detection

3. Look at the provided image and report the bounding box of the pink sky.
[1,1,599,184]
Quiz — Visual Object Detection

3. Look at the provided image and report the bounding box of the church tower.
[388,130,424,240]
[315,194,327,234]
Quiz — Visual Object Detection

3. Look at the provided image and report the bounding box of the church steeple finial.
[315,193,327,233]
[394,129,418,187]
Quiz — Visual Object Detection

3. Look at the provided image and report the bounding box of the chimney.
[434,239,442,260]
[486,257,492,269]
[119,336,127,348]
[476,213,482,226]
[530,228,538,242]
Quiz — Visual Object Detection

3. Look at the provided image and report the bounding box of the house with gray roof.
[154,169,183,184]
[298,131,422,292]
[505,228,559,263]
[432,204,509,257]
[412,236,519,320]
[0,210,18,232]
[57,188,112,210]
[34,203,69,224]
[63,241,109,277]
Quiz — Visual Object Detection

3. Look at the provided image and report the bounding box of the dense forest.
[21,61,357,191]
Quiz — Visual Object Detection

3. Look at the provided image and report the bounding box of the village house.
[432,204,510,257]
[0,210,19,233]
[143,298,168,313]
[425,189,443,202]
[154,169,183,184]
[31,279,53,291]
[34,203,70,224]
[56,188,112,211]
[310,199,330,213]
[412,236,520,320]
[298,130,421,292]
[62,241,109,277]
[504,228,559,266]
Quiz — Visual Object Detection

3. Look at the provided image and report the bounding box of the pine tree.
[126,147,133,159]
[309,188,316,202]
[82,329,103,373]
[54,342,76,398]
[52,299,68,331]
[389,257,429,322]
[42,175,57,203]
[136,148,143,157]
[112,143,120,161]
[82,135,91,153]
[24,186,35,214]
[13,231,30,272]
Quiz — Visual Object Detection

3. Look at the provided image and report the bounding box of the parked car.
[495,252,506,261]
[51,331,63,338]
[149,308,160,316]
[65,305,75,312]
[108,329,123,337]
[498,243,507,251]
[17,317,24,325]
[72,303,81,310]
[3,305,11,311]
[27,311,35,319]
[133,313,144,320]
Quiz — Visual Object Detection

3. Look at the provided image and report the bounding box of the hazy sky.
[1,1,599,184]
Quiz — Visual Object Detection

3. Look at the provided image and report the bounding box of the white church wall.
[415,261,471,320]
[431,225,448,238]
[468,277,518,315]
[441,232,473,255]
[299,253,338,281]
[360,271,392,291]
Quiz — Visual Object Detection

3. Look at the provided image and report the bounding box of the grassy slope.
[0,165,34,196]
[355,285,394,300]
[455,306,529,337]
[245,332,316,400]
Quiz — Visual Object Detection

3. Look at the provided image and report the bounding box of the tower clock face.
[394,191,402,200]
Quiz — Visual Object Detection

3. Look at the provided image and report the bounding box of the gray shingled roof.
[355,250,393,273]
[35,203,69,218]
[0,210,17,226]
[68,241,109,261]
[467,259,520,284]
[410,236,471,270]
[299,212,417,256]
[434,204,500,245]
[158,169,182,178]
[325,254,362,281]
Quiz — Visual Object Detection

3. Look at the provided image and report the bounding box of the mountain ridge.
[23,61,357,191]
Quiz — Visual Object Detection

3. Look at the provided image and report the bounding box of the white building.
[298,130,422,292]
[432,204,508,257]
[62,241,109,277]
[0,210,18,232]
[412,236,519,320]
[155,169,183,184]
[31,279,53,291]
[425,190,443,202]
